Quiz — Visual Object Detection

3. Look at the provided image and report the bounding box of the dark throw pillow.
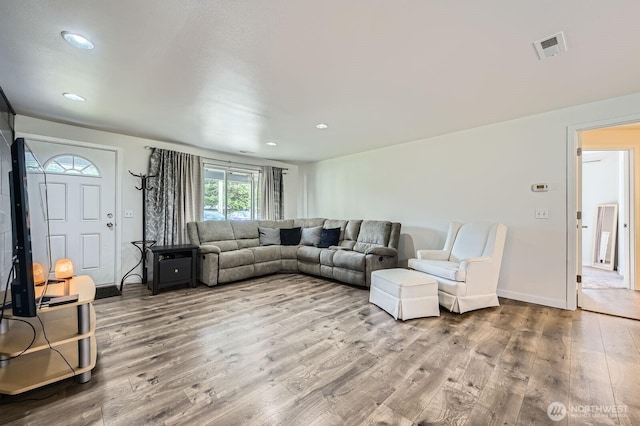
[280,227,302,245]
[318,227,341,248]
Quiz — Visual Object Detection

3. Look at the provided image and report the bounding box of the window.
[25,152,43,173]
[203,165,259,221]
[43,154,100,176]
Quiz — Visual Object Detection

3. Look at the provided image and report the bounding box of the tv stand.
[0,275,97,395]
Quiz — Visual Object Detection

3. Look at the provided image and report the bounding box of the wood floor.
[2,274,640,425]
[581,288,640,321]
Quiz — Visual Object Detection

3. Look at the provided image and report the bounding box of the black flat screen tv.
[9,138,37,317]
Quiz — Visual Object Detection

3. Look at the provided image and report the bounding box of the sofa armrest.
[365,246,398,257]
[459,256,490,269]
[417,249,449,261]
[458,256,499,296]
[199,245,221,255]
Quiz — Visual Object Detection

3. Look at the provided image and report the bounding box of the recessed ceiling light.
[61,31,94,50]
[63,92,86,102]
[316,123,328,129]
[266,142,277,146]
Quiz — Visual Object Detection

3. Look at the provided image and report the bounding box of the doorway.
[581,151,629,289]
[24,138,119,286]
[576,125,640,320]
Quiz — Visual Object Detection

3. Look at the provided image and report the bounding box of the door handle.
[582,225,588,228]
[107,222,114,229]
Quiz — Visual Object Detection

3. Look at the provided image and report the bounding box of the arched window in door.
[43,154,101,177]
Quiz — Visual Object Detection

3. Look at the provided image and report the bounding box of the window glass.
[44,155,101,177]
[25,152,41,173]
[203,165,258,221]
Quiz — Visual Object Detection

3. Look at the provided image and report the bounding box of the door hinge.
[577,274,582,283]
[577,147,582,156]
[577,211,582,220]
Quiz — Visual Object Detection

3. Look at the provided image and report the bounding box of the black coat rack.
[119,171,157,292]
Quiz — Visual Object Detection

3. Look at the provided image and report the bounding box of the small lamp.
[32,262,46,285]
[54,258,74,279]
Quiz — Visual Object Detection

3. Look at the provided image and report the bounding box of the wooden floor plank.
[517,363,570,425]
[581,289,640,321]
[2,274,640,425]
[361,403,413,426]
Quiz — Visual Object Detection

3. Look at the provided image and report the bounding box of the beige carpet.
[581,266,626,289]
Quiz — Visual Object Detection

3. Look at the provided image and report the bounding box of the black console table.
[147,245,197,295]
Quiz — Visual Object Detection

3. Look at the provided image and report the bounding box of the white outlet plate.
[124,209,134,218]
[535,208,549,219]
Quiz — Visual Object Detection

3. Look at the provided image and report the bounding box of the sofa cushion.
[324,219,347,230]
[280,245,298,260]
[231,221,259,239]
[259,226,280,246]
[294,218,326,228]
[298,246,322,262]
[237,239,259,249]
[318,227,341,248]
[300,226,322,246]
[250,246,281,263]
[219,249,254,269]
[280,227,302,246]
[407,258,466,282]
[320,249,335,266]
[324,219,347,240]
[344,220,362,241]
[333,250,366,272]
[258,219,294,229]
[197,221,235,243]
[353,220,392,254]
[210,240,239,252]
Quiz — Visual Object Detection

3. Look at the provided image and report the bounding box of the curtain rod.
[144,145,289,171]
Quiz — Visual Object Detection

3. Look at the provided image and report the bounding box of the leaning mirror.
[591,203,618,271]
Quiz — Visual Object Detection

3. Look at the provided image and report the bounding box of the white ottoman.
[370,268,439,320]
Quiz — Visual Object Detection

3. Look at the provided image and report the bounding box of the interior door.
[26,140,116,285]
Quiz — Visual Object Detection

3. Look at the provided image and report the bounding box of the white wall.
[581,151,621,267]
[299,91,640,309]
[15,116,299,285]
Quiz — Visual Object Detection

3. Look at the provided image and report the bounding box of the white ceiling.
[2,1,640,163]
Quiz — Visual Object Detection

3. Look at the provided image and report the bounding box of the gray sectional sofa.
[186,218,401,287]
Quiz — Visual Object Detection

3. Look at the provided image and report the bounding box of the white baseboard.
[497,289,568,310]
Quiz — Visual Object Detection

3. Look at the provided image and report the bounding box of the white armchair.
[408,222,507,313]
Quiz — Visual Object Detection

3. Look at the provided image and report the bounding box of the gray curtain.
[146,148,203,246]
[259,166,284,220]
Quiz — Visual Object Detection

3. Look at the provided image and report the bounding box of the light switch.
[535,208,549,219]
[124,209,134,218]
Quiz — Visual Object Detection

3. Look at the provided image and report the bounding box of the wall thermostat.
[531,183,549,192]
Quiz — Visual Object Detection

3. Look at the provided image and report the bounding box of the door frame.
[567,113,640,310]
[15,132,123,286]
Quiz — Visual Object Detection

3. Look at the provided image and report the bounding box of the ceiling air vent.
[533,31,567,60]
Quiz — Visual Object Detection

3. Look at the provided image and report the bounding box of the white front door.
[26,139,117,285]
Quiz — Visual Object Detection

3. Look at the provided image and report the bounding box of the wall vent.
[533,31,567,60]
